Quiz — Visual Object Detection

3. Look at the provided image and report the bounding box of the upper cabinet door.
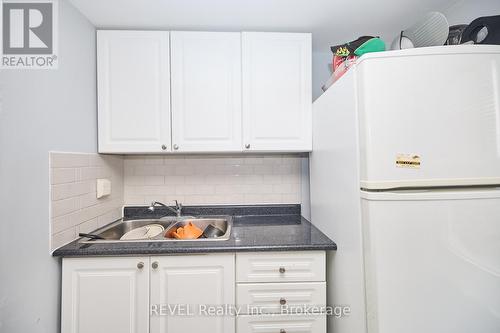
[242,32,312,152]
[97,31,171,153]
[170,31,242,152]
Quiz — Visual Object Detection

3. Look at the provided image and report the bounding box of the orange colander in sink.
[171,222,203,239]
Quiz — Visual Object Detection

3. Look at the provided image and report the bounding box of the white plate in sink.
[120,224,164,240]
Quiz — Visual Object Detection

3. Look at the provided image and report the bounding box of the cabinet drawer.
[236,251,325,283]
[237,314,326,333]
[237,282,325,314]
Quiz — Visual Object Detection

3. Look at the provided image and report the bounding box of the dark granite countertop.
[52,204,337,257]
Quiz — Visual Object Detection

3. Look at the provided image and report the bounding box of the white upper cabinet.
[242,32,312,152]
[170,31,242,152]
[97,30,312,154]
[97,31,171,153]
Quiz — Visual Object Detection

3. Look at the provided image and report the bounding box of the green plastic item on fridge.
[353,37,386,56]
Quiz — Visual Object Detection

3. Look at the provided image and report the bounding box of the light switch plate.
[96,178,111,199]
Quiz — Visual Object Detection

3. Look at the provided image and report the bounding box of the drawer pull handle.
[279,267,286,274]
[279,298,287,305]
[280,329,286,333]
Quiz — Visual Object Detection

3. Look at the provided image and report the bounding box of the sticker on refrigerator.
[396,154,421,168]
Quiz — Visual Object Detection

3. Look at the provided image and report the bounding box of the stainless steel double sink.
[79,216,232,244]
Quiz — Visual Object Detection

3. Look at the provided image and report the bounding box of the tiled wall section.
[124,155,303,206]
[50,152,124,251]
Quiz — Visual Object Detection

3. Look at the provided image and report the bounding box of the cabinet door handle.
[161,144,167,151]
[280,329,286,333]
[279,267,286,274]
[152,261,159,269]
[244,144,250,149]
[173,144,179,150]
[137,262,144,269]
[279,298,287,305]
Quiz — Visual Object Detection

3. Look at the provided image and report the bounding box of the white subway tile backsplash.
[243,157,264,165]
[184,175,206,184]
[263,174,283,184]
[51,181,93,201]
[124,156,146,166]
[124,175,144,185]
[97,208,121,228]
[194,185,216,195]
[282,193,301,203]
[243,175,264,184]
[50,168,77,184]
[52,197,80,218]
[123,195,145,205]
[77,218,98,234]
[143,156,164,165]
[254,165,274,174]
[52,227,77,251]
[144,175,165,185]
[50,152,90,168]
[164,175,186,184]
[79,167,104,180]
[244,193,283,204]
[263,156,283,165]
[52,211,85,234]
[79,192,104,209]
[124,165,134,175]
[50,152,124,251]
[163,157,186,165]
[183,195,208,205]
[272,183,294,194]
[123,154,302,206]
[50,153,303,251]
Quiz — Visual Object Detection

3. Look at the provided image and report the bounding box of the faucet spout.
[149,200,183,217]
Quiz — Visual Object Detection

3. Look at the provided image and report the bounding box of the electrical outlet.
[96,178,111,199]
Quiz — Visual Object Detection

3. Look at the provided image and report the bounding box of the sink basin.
[164,218,231,241]
[78,216,232,243]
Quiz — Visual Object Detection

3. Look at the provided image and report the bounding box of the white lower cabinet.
[237,314,327,333]
[150,254,235,333]
[236,252,326,333]
[61,257,150,333]
[62,251,326,333]
[237,282,326,314]
[236,251,326,283]
[62,254,234,333]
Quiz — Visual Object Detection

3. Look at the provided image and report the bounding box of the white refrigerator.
[310,45,500,333]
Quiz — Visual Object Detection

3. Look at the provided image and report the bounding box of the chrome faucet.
[148,200,183,217]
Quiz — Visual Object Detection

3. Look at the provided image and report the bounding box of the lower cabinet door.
[61,257,150,333]
[150,254,235,333]
[237,314,326,333]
